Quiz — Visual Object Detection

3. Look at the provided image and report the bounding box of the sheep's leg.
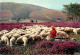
[10,40,13,46]
[6,40,9,46]
[10,37,15,46]
[32,37,35,40]
[45,36,50,40]
[2,39,6,45]
[0,40,1,43]
[65,33,69,37]
[15,40,17,44]
[15,36,22,44]
[23,41,27,46]
[40,35,43,39]
[5,38,9,46]
[15,38,18,44]
[73,31,77,34]
[22,37,28,46]
[10,42,12,46]
[75,32,78,34]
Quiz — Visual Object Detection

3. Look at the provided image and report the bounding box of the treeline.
[0,17,37,23]
[62,3,80,22]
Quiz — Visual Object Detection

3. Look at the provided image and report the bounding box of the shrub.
[0,46,21,55]
[0,22,80,30]
[33,40,80,55]
[0,46,14,54]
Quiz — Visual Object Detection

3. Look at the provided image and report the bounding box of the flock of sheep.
[0,25,80,46]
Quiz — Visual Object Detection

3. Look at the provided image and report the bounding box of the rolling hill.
[0,2,66,22]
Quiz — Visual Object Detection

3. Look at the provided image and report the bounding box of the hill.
[0,2,66,22]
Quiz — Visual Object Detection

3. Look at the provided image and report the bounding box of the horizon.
[0,0,80,10]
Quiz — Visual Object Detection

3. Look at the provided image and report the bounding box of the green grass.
[69,33,80,40]
[12,44,35,55]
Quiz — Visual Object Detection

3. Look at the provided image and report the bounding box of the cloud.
[0,0,5,1]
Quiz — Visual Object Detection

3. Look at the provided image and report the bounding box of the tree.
[62,3,80,22]
[16,17,21,23]
[0,17,4,22]
[12,17,17,20]
[36,20,37,22]
[30,20,34,22]
[12,17,21,23]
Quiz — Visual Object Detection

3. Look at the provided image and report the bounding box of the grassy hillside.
[0,2,66,22]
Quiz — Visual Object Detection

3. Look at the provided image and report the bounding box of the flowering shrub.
[0,46,14,54]
[32,40,80,55]
[0,46,22,55]
[0,22,80,30]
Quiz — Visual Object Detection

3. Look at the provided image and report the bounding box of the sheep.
[1,30,9,34]
[9,28,18,33]
[76,28,80,34]
[63,27,73,34]
[0,30,9,37]
[17,29,25,33]
[22,36,28,46]
[45,35,50,40]
[1,35,9,45]
[29,34,41,40]
[10,37,16,46]
[21,25,26,30]
[4,32,13,39]
[59,27,65,31]
[1,25,78,46]
[55,27,62,31]
[13,33,21,38]
[46,30,69,41]
[40,29,50,39]
[0,32,4,37]
[73,28,80,34]
[10,34,25,46]
[15,35,28,46]
[56,30,69,38]
[29,29,42,40]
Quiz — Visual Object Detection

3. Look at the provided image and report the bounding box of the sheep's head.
[77,30,80,34]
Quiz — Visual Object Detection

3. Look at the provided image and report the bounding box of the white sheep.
[1,35,9,45]
[9,28,18,34]
[63,27,73,34]
[10,37,16,46]
[16,35,28,46]
[13,33,21,38]
[29,29,42,40]
[0,32,4,37]
[4,32,13,38]
[1,30,9,34]
[22,36,28,46]
[45,35,50,40]
[55,27,62,31]
[56,30,69,37]
[29,34,41,40]
[73,28,80,34]
[40,29,50,39]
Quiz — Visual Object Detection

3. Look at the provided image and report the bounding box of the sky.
[0,0,80,10]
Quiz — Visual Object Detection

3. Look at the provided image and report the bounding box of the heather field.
[0,22,80,55]
[0,40,80,55]
[0,22,80,30]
